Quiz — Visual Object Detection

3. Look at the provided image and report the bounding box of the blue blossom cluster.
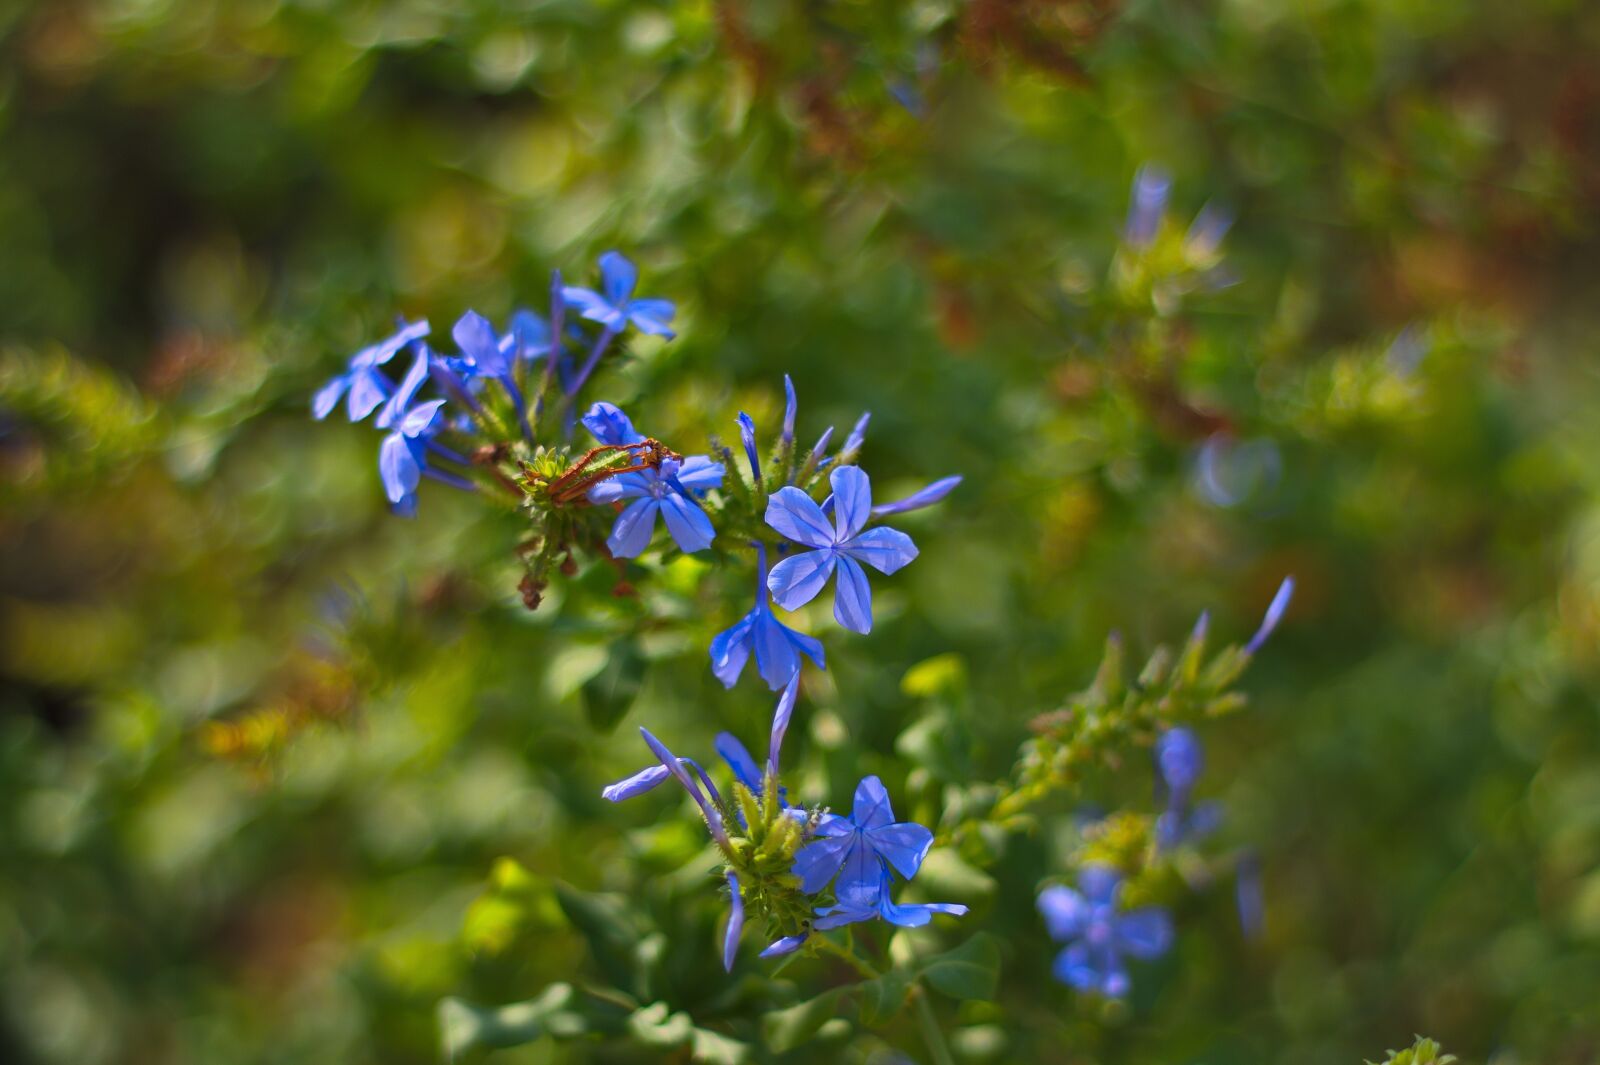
[1038,867,1173,997]
[604,677,966,971]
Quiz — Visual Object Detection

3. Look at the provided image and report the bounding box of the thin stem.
[566,324,618,400]
[813,933,881,980]
[913,987,956,1065]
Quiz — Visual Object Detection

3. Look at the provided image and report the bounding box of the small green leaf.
[438,984,578,1057]
[857,968,913,1025]
[691,1026,751,1064]
[554,881,652,996]
[627,1001,695,1047]
[919,933,1001,1001]
[581,638,647,732]
[763,987,849,1053]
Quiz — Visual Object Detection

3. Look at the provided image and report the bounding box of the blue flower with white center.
[812,865,967,930]
[579,402,724,557]
[1154,727,1222,850]
[1038,866,1173,997]
[312,318,429,422]
[792,774,933,898]
[764,466,919,634]
[560,251,676,338]
[710,544,826,691]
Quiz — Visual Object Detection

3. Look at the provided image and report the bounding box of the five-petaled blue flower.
[1038,866,1173,997]
[710,544,826,691]
[312,318,430,422]
[581,402,724,557]
[765,466,918,634]
[561,251,676,338]
[812,865,968,930]
[792,774,933,897]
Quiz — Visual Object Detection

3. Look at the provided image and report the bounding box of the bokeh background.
[4,1,1600,1063]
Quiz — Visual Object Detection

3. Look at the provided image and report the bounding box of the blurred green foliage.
[3,1,1600,1063]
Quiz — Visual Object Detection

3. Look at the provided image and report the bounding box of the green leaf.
[438,984,579,1057]
[919,933,1001,1001]
[857,967,913,1025]
[691,1026,751,1064]
[581,638,647,732]
[627,1001,695,1048]
[762,987,849,1053]
[553,881,652,996]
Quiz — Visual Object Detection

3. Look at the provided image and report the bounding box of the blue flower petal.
[658,492,716,553]
[709,613,756,688]
[599,251,637,306]
[767,549,837,611]
[760,934,807,958]
[723,872,744,972]
[453,310,508,377]
[871,475,962,517]
[379,433,423,504]
[348,369,390,422]
[581,401,644,446]
[1155,727,1204,796]
[1115,908,1173,959]
[866,822,934,881]
[766,674,799,777]
[831,554,874,633]
[1038,886,1090,941]
[627,298,676,338]
[1078,866,1122,906]
[602,763,674,801]
[840,528,918,575]
[764,487,836,548]
[829,466,873,541]
[793,833,854,894]
[312,375,349,420]
[1245,576,1295,655]
[607,497,660,558]
[674,455,724,494]
[714,732,762,792]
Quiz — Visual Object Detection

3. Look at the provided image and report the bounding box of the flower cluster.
[1038,867,1172,997]
[604,676,966,971]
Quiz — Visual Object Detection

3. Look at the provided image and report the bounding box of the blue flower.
[764,466,919,634]
[590,456,723,557]
[312,318,429,422]
[1244,576,1294,655]
[1038,866,1173,997]
[636,727,732,849]
[710,545,826,691]
[792,774,933,897]
[1154,727,1222,850]
[581,403,723,557]
[812,866,968,930]
[561,251,676,338]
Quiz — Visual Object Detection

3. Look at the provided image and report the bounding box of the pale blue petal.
[866,822,934,881]
[627,298,676,338]
[709,614,756,689]
[599,251,637,305]
[723,872,744,972]
[751,612,802,691]
[828,466,873,541]
[674,455,724,494]
[793,833,854,894]
[1037,886,1090,941]
[347,369,389,421]
[1053,942,1100,991]
[1156,727,1204,796]
[607,497,660,558]
[379,433,422,503]
[766,674,799,777]
[312,375,348,420]
[1245,576,1295,655]
[764,487,836,547]
[602,763,673,801]
[1078,866,1122,906]
[400,398,446,438]
[714,732,762,792]
[1115,908,1173,959]
[581,401,643,446]
[832,555,873,634]
[871,475,962,517]
[767,550,836,611]
[759,935,807,958]
[851,776,894,831]
[840,528,918,575]
[659,492,716,553]
[453,310,507,376]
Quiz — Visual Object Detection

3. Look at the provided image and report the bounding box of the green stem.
[913,986,957,1065]
[813,933,881,980]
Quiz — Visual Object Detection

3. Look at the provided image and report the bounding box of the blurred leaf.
[438,984,581,1057]
[581,638,647,732]
[857,968,913,1025]
[919,933,1001,1001]
[762,987,850,1053]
